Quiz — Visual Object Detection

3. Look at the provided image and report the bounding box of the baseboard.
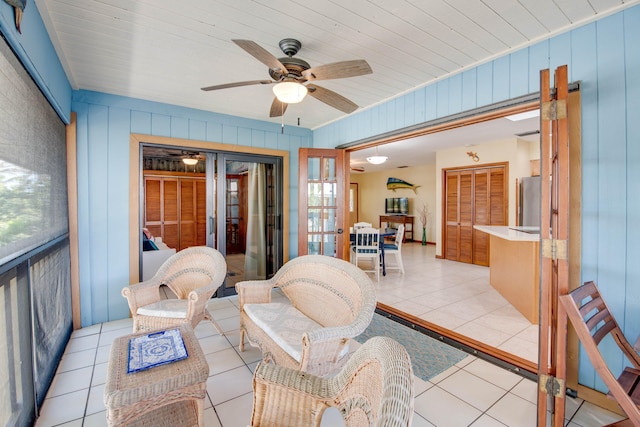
[410,240,435,245]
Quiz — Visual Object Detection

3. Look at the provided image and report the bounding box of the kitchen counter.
[473,225,540,241]
[474,225,540,324]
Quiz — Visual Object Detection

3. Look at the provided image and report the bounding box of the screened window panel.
[0,38,68,266]
[0,36,71,426]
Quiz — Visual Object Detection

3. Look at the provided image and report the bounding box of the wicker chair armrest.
[305,296,375,345]
[251,362,329,426]
[185,282,219,318]
[121,279,162,313]
[237,280,274,308]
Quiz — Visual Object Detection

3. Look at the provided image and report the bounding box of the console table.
[379,215,414,242]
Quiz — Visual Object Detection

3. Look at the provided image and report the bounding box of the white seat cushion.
[137,299,188,318]
[244,302,348,362]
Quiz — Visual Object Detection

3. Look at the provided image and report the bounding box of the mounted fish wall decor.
[387,177,420,193]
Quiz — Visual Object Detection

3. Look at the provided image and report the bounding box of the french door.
[140,145,283,298]
[213,152,283,297]
[537,65,572,427]
[298,148,349,259]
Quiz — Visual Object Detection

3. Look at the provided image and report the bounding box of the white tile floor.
[35,245,626,427]
[373,243,539,363]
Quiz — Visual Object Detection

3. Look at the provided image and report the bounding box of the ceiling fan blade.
[232,39,288,75]
[306,84,358,114]
[201,80,273,91]
[269,97,289,117]
[302,60,372,81]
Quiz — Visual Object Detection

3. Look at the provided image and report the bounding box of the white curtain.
[244,163,266,280]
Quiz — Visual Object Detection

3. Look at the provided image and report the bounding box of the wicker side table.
[104,324,209,427]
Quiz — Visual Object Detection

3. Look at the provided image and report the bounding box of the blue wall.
[315,6,640,394]
[0,1,71,123]
[4,0,640,396]
[73,90,310,326]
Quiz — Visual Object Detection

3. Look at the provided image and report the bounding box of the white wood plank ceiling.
[36,0,636,130]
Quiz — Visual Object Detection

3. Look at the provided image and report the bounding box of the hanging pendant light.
[366,146,388,165]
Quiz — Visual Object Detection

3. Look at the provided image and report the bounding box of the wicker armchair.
[251,336,414,427]
[237,255,376,376]
[122,246,227,333]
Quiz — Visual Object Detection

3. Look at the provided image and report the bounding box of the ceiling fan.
[144,149,204,165]
[201,38,372,118]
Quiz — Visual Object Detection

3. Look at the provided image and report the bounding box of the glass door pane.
[307,157,338,256]
[216,154,283,297]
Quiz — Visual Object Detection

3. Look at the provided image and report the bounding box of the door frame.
[215,152,284,296]
[341,91,581,378]
[128,134,290,285]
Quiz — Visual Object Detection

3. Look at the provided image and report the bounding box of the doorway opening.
[217,154,283,296]
[343,100,544,375]
[137,142,285,298]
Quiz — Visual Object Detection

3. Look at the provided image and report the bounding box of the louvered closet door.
[445,172,459,260]
[144,177,179,249]
[445,170,473,263]
[179,179,196,250]
[179,179,208,250]
[144,177,162,238]
[162,179,180,249]
[471,167,506,266]
[444,165,506,265]
[473,169,490,266]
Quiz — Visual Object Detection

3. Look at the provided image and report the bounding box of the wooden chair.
[559,281,640,426]
[250,336,414,427]
[352,227,380,281]
[383,224,405,274]
[122,246,227,333]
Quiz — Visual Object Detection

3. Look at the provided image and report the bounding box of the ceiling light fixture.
[366,147,388,165]
[272,81,308,103]
[505,110,540,121]
[182,157,198,166]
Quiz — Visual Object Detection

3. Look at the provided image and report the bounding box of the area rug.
[355,312,468,382]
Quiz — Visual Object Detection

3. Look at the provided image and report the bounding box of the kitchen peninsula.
[473,225,540,324]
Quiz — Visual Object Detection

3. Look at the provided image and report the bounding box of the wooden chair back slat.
[560,281,640,426]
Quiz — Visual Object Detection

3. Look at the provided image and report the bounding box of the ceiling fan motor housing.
[269,57,310,80]
[279,38,301,56]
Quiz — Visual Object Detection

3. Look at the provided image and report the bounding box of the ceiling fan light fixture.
[273,81,307,103]
[182,157,198,166]
[366,147,387,165]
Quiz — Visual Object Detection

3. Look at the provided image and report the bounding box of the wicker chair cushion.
[244,302,349,362]
[136,299,188,319]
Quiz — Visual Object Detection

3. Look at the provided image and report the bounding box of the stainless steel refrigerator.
[519,176,541,228]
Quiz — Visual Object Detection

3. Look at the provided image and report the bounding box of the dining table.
[350,229,396,276]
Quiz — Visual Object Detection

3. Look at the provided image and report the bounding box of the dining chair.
[353,222,372,230]
[352,227,380,282]
[383,224,405,274]
[559,281,640,426]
